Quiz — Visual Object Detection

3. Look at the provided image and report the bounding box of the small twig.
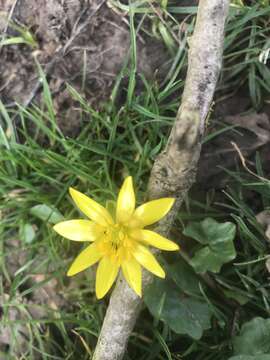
[3,0,20,33]
[71,329,92,357]
[231,141,268,182]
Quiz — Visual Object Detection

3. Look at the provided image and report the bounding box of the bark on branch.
[93,1,230,359]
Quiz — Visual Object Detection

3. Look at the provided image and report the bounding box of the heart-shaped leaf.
[233,317,270,356]
[166,258,201,296]
[183,218,236,273]
[144,278,211,340]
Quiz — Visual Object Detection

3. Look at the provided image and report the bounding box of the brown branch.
[93,1,230,359]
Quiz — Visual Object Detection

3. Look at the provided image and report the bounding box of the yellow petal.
[96,257,119,299]
[53,220,103,241]
[133,198,175,227]
[122,257,142,297]
[69,188,113,227]
[130,229,179,251]
[116,176,135,223]
[132,244,165,278]
[67,243,101,276]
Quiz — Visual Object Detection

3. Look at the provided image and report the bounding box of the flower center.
[98,223,134,264]
[104,224,127,251]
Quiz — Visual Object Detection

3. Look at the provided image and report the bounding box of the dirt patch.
[197,110,270,190]
[0,0,169,135]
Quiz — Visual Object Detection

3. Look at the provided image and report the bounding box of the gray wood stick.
[93,1,230,359]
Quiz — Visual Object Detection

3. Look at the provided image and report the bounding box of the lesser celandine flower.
[53,177,179,299]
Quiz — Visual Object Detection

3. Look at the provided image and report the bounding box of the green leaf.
[30,204,64,224]
[184,218,236,273]
[223,289,249,306]
[166,258,201,296]
[0,36,28,46]
[144,279,211,340]
[233,317,270,356]
[20,223,36,244]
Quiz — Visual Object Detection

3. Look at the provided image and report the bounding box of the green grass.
[1,1,270,359]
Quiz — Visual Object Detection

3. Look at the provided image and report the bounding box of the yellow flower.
[53,177,179,299]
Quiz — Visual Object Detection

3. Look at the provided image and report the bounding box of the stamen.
[110,225,126,250]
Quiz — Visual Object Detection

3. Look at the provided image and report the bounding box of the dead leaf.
[256,210,270,230]
[225,113,270,150]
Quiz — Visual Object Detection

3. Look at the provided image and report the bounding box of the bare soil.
[0,0,170,135]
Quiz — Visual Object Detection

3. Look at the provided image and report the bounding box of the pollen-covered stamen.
[110,224,126,250]
[98,224,134,262]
